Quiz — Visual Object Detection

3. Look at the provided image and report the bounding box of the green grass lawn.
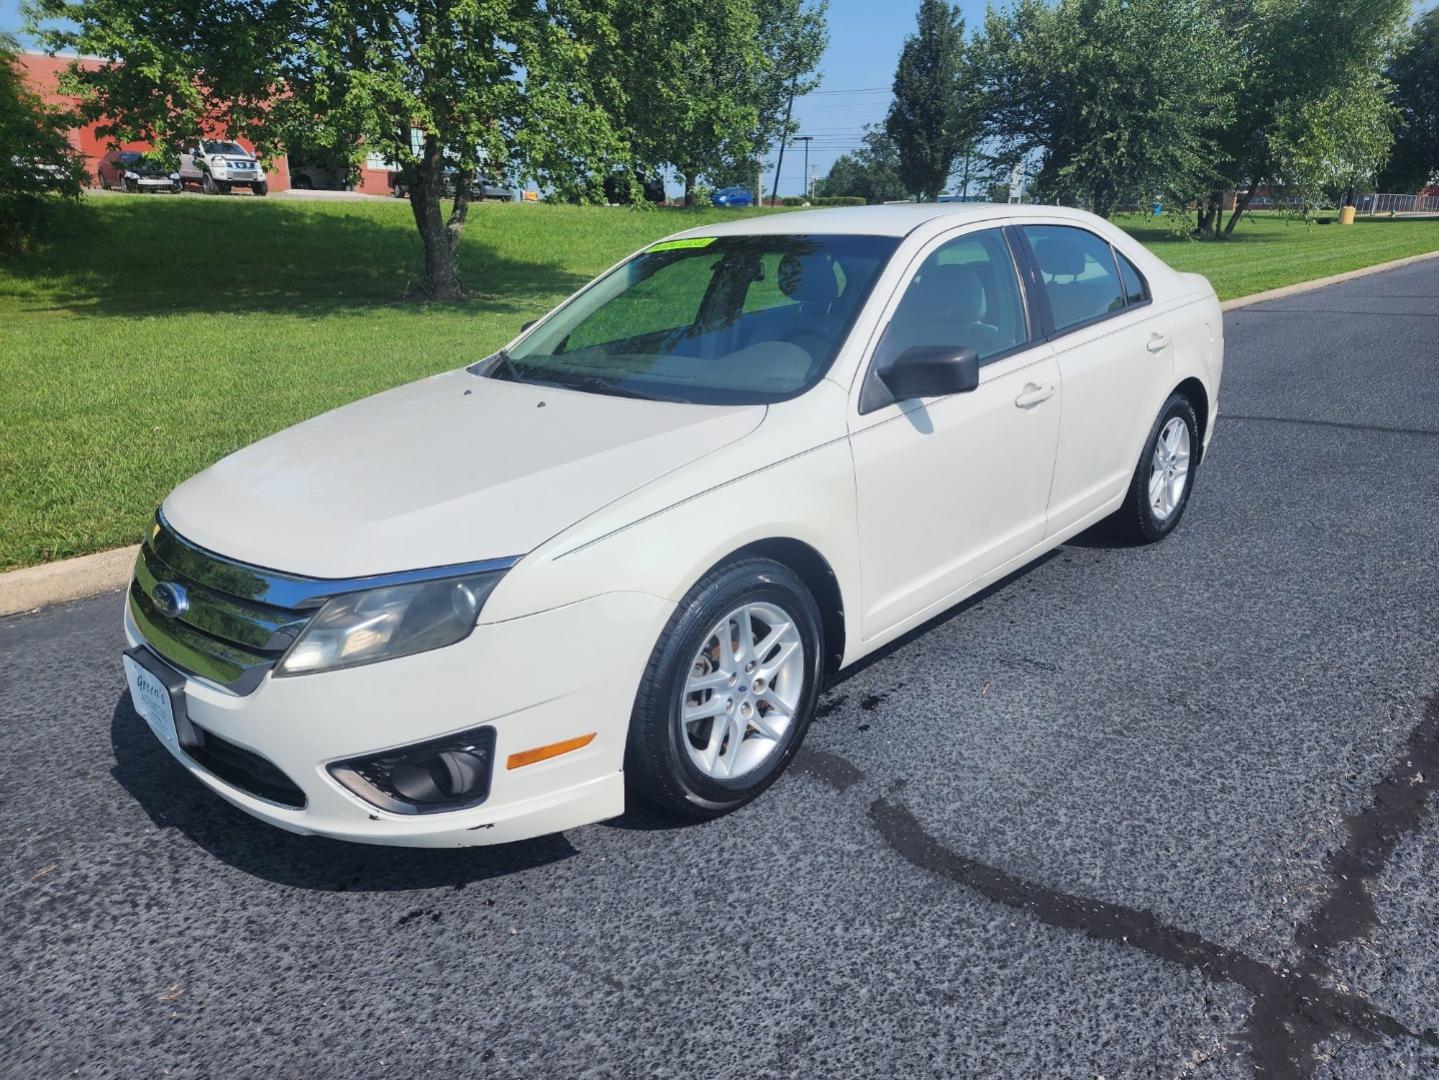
[2,196,1436,570]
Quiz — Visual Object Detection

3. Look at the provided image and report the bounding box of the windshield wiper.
[533,370,668,401]
[471,348,523,381]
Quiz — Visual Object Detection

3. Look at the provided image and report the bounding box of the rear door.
[847,224,1061,639]
[1013,222,1176,536]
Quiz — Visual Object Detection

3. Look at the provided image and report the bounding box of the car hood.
[163,369,766,578]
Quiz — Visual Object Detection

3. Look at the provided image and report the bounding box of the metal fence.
[1356,192,1439,216]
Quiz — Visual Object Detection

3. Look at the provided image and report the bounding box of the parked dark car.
[390,172,516,201]
[97,151,181,193]
[603,170,666,205]
[711,185,755,208]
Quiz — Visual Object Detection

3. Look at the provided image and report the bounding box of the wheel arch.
[705,537,846,675]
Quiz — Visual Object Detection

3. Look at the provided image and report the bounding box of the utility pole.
[795,136,813,200]
[769,74,798,206]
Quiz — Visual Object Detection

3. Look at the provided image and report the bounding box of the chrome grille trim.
[129,512,522,696]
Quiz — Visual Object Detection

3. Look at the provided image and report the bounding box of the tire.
[1112,392,1201,543]
[98,171,109,190]
[253,181,268,196]
[122,178,135,194]
[202,173,219,195]
[625,557,825,820]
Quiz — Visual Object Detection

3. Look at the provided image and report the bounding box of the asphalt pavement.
[4,260,1438,1080]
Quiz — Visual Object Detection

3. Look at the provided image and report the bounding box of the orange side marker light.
[506,732,597,770]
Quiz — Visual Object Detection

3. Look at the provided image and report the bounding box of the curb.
[4,246,1439,616]
[0,545,138,618]
[1219,247,1439,311]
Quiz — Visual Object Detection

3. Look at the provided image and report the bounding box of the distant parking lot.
[4,261,1438,1078]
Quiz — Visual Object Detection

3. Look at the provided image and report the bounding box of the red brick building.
[17,51,401,196]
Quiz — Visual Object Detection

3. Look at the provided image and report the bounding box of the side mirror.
[520,319,537,333]
[879,345,980,401]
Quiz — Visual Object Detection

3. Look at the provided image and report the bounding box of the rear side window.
[1023,225,1125,332]
[1116,250,1149,305]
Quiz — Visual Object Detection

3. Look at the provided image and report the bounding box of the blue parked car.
[711,186,754,208]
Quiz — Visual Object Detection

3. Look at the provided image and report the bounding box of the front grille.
[186,725,307,808]
[128,517,319,695]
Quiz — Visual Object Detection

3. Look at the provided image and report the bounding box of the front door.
[848,225,1062,639]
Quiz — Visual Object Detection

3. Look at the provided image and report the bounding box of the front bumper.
[123,590,674,846]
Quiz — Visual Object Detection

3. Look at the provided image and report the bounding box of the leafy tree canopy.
[885,0,974,201]
[974,0,1233,219]
[1,33,84,251]
[812,125,907,203]
[1379,7,1439,192]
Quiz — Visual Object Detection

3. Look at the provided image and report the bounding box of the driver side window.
[881,228,1029,365]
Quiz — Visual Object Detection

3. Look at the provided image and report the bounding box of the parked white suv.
[122,204,1223,848]
[178,139,268,195]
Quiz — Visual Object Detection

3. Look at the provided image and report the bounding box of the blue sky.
[3,0,994,195]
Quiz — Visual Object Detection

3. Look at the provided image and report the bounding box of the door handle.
[1146,332,1171,353]
[1014,383,1055,408]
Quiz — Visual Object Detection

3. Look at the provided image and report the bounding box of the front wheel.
[1112,392,1201,543]
[201,173,219,195]
[253,181,268,196]
[625,558,824,819]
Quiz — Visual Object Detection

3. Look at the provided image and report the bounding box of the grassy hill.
[2,195,1436,569]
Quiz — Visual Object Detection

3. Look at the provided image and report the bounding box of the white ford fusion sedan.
[122,203,1223,847]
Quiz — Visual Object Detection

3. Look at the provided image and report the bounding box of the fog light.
[329,726,496,815]
[390,749,487,803]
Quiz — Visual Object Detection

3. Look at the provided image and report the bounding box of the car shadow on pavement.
[108,695,579,892]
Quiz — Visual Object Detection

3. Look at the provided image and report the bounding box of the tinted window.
[882,229,1028,363]
[1116,250,1148,305]
[497,234,898,405]
[1024,225,1125,331]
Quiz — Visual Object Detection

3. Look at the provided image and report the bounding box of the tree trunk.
[1223,186,1255,234]
[683,170,697,208]
[406,134,467,300]
[1197,190,1218,235]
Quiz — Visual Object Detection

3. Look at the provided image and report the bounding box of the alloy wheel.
[1149,416,1191,521]
[679,602,805,780]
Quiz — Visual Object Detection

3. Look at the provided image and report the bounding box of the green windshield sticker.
[647,236,717,253]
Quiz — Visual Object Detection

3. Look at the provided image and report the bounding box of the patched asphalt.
[3,259,1438,1080]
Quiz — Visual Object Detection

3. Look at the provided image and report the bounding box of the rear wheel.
[1112,392,1200,543]
[98,171,109,190]
[625,558,824,819]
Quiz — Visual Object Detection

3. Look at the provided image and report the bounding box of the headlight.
[276,570,505,676]
[124,171,138,179]
[169,172,179,179]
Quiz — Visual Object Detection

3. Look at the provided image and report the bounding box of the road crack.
[802,690,1439,1077]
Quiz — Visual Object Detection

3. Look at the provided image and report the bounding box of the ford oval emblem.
[152,581,189,619]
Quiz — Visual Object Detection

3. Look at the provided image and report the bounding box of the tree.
[1,34,83,252]
[1379,8,1439,193]
[1205,0,1409,233]
[26,0,625,298]
[1268,75,1397,214]
[812,125,907,203]
[591,0,824,207]
[747,0,828,200]
[974,0,1233,219]
[885,0,973,201]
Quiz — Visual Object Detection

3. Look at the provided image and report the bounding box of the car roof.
[667,202,1106,239]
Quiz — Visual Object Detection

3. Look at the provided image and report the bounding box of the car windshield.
[205,142,247,156]
[486,234,898,405]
